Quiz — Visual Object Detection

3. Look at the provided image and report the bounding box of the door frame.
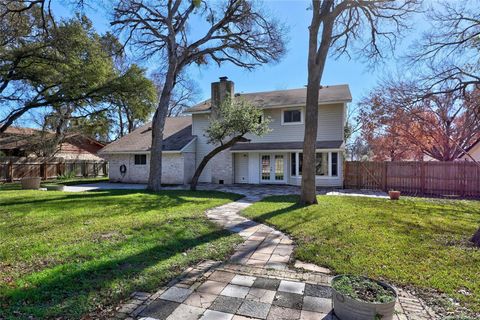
[259,153,287,184]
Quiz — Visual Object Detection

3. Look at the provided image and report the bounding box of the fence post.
[8,160,13,182]
[383,162,388,191]
[41,162,47,180]
[421,161,425,195]
[356,161,360,189]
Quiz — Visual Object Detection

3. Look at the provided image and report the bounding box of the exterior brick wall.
[183,152,196,184]
[210,149,234,184]
[104,153,187,184]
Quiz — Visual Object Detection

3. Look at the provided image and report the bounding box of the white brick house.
[99,77,351,186]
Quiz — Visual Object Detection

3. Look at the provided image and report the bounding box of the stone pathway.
[111,184,435,320]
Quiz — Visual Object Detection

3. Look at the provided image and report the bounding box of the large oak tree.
[300,0,420,204]
[111,0,286,191]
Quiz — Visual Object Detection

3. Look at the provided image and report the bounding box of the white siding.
[234,153,249,183]
[242,103,344,143]
[192,103,345,185]
[192,114,213,182]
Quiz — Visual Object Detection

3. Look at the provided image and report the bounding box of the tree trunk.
[190,136,246,191]
[471,227,480,247]
[300,2,334,205]
[147,63,177,191]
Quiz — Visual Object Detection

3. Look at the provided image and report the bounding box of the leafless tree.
[151,71,201,117]
[111,0,286,191]
[300,0,420,204]
[409,0,480,96]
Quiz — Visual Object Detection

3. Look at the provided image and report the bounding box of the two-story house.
[99,77,351,187]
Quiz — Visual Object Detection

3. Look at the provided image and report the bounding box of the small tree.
[190,98,270,191]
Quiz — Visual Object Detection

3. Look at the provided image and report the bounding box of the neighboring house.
[460,139,480,162]
[0,127,105,160]
[100,77,351,186]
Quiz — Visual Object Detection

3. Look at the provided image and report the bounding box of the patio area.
[113,185,434,320]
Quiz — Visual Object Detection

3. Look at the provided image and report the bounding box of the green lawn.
[0,177,109,191]
[0,189,243,319]
[242,195,480,314]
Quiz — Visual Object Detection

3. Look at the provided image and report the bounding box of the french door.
[260,154,285,183]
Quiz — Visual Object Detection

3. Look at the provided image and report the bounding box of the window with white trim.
[290,152,339,177]
[282,109,302,124]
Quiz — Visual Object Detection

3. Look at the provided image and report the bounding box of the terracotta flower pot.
[388,190,401,200]
[21,177,41,190]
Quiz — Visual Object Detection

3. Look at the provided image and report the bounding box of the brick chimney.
[211,76,234,110]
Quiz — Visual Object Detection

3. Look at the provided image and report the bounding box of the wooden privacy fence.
[0,157,108,182]
[344,161,480,197]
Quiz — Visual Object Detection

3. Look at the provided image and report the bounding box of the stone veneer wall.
[210,149,234,184]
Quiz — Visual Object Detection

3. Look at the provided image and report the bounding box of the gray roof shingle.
[185,84,351,113]
[99,116,194,154]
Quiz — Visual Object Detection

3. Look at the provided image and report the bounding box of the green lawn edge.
[241,194,480,315]
[0,189,243,319]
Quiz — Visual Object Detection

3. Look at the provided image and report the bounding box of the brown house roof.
[230,141,344,151]
[0,127,104,152]
[99,116,194,154]
[185,84,352,113]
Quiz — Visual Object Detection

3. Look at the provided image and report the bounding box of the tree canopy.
[112,0,287,191]
[0,6,157,151]
[190,97,270,190]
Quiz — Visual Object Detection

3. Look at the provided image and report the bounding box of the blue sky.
[54,0,429,107]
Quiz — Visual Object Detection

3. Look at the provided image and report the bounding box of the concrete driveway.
[64,182,147,192]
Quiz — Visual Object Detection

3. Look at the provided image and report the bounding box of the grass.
[0,177,109,190]
[0,189,243,319]
[242,195,480,314]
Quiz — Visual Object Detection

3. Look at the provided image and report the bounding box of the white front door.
[260,154,285,183]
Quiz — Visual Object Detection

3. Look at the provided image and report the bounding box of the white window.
[282,108,303,124]
[134,154,147,165]
[291,152,339,177]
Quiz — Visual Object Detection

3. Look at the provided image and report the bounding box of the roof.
[230,141,344,151]
[0,126,104,151]
[99,116,194,154]
[459,138,480,158]
[185,84,352,113]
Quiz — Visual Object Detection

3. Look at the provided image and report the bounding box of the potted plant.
[388,190,400,200]
[332,275,397,320]
[21,177,41,190]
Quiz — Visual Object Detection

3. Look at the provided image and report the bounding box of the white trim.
[259,153,287,183]
[281,107,304,125]
[289,151,341,178]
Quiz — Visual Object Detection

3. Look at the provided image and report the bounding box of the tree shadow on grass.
[244,195,480,246]
[1,189,239,207]
[0,225,238,320]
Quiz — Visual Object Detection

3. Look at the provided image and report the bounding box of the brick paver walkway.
[114,185,436,320]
